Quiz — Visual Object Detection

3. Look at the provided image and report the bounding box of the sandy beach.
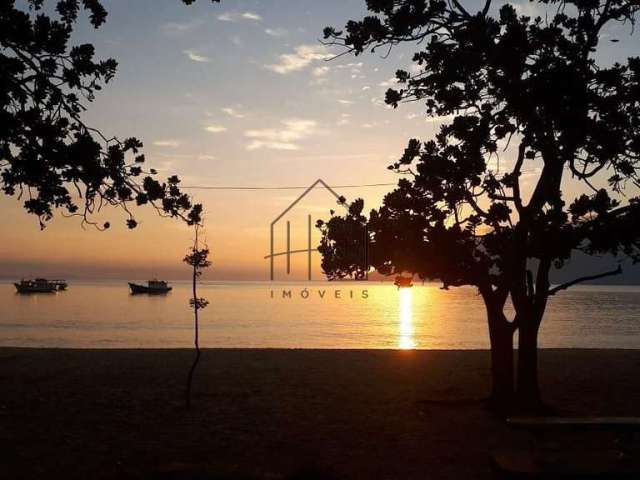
[1,348,639,479]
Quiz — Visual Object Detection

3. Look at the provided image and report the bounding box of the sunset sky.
[1,0,638,280]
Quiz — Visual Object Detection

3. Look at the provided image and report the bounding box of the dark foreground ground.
[1,348,639,479]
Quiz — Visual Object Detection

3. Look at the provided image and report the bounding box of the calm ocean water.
[1,280,639,349]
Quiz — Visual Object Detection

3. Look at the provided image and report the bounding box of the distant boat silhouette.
[129,280,172,295]
[14,278,67,294]
[394,276,413,289]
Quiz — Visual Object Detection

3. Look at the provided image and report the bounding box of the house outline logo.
[265,179,347,281]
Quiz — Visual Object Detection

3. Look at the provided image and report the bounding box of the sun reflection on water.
[399,288,415,349]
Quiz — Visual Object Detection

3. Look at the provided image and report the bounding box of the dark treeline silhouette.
[319,0,640,412]
[0,0,221,229]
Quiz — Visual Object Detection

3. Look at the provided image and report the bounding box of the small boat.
[129,279,172,295]
[14,278,67,294]
[394,275,413,289]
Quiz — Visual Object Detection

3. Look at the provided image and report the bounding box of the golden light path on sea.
[399,288,416,349]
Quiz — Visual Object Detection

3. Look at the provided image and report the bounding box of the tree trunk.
[516,315,542,411]
[185,264,200,409]
[487,315,515,412]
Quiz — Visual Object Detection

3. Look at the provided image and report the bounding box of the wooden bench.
[491,417,640,478]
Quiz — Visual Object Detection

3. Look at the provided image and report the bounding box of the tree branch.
[450,0,471,18]
[548,265,623,296]
[482,0,492,16]
[512,142,526,215]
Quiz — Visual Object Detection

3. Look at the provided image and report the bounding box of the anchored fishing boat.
[128,279,172,295]
[394,276,413,289]
[14,278,68,294]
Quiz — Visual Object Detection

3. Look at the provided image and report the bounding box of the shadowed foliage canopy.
[320,0,640,292]
[319,0,640,407]
[0,0,219,229]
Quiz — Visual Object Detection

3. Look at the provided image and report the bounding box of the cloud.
[218,11,262,22]
[184,50,210,63]
[245,118,318,151]
[221,107,245,119]
[312,66,330,77]
[379,77,398,88]
[161,20,202,36]
[153,139,181,148]
[337,113,351,126]
[265,28,287,37]
[512,1,545,18]
[405,112,455,122]
[266,44,331,74]
[204,124,227,133]
[371,96,389,108]
[335,62,363,69]
[362,86,371,91]
[425,114,456,123]
[242,12,262,21]
[338,99,354,105]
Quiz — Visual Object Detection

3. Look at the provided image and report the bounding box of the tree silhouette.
[320,0,640,411]
[183,225,211,409]
[0,1,218,229]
